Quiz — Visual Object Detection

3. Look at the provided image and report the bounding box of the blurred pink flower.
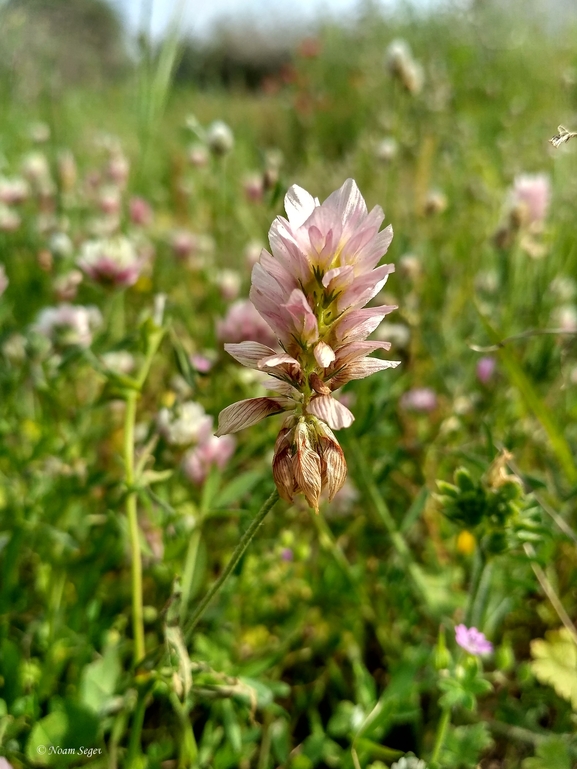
[243,173,264,202]
[217,299,277,347]
[0,176,29,205]
[170,229,198,261]
[53,269,83,301]
[182,433,235,484]
[509,173,550,227]
[400,387,437,412]
[78,236,142,288]
[216,179,399,510]
[129,196,154,227]
[476,356,496,384]
[455,624,493,656]
[190,353,214,373]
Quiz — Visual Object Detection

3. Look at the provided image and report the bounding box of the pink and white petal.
[258,353,300,368]
[224,342,277,369]
[215,397,287,436]
[336,263,394,312]
[259,249,298,293]
[324,179,367,228]
[335,305,398,342]
[322,265,354,292]
[332,340,392,366]
[284,184,318,228]
[329,357,401,388]
[268,218,311,282]
[282,289,319,343]
[339,205,385,264]
[356,224,394,272]
[314,341,336,368]
[262,379,301,398]
[308,395,355,430]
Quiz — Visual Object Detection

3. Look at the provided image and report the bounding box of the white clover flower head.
[78,236,142,288]
[35,304,102,347]
[49,231,74,258]
[0,176,29,205]
[157,401,213,447]
[391,755,427,769]
[102,351,136,375]
[206,120,234,156]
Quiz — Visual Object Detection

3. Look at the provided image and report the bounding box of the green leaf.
[26,699,101,765]
[79,645,121,714]
[522,736,572,769]
[530,628,577,709]
[440,723,493,768]
[212,471,264,509]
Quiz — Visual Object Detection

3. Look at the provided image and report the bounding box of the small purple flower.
[455,624,493,656]
[280,548,294,562]
[476,356,496,385]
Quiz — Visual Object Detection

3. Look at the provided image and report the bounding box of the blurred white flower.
[35,304,102,347]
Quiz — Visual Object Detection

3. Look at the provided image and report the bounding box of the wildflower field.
[1,2,577,767]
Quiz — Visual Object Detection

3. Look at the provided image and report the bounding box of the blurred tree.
[0,0,128,96]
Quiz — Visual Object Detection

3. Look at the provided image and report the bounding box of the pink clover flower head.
[182,433,236,485]
[217,299,277,347]
[34,304,102,347]
[0,264,8,297]
[78,236,143,288]
[455,624,493,656]
[400,387,437,412]
[0,758,14,769]
[509,173,551,228]
[476,356,496,384]
[129,196,154,227]
[216,179,400,511]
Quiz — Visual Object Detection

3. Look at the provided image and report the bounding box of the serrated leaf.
[530,628,577,710]
[440,722,493,768]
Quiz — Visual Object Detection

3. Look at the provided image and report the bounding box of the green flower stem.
[184,489,279,642]
[180,526,202,625]
[123,321,165,667]
[430,706,451,767]
[125,390,145,666]
[465,550,485,626]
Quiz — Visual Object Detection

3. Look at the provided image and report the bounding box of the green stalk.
[123,319,165,667]
[429,706,451,767]
[179,526,202,624]
[125,390,145,666]
[184,490,279,641]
